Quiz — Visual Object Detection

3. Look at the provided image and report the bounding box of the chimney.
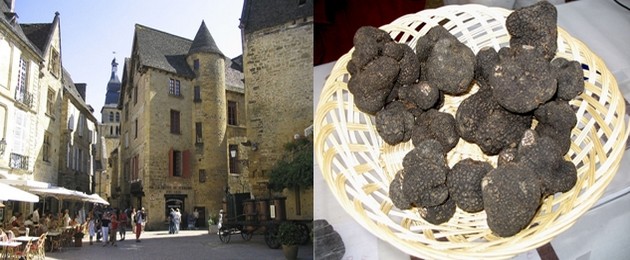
[75,83,87,101]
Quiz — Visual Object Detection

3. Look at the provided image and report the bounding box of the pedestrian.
[101,211,111,246]
[168,208,175,234]
[109,209,118,246]
[173,208,181,234]
[130,208,136,235]
[192,208,199,229]
[135,207,146,242]
[87,211,96,245]
[118,209,128,241]
[32,208,40,225]
[62,209,71,227]
[187,212,195,230]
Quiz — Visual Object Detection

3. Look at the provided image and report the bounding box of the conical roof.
[188,21,224,57]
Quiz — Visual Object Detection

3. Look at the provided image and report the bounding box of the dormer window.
[49,48,61,77]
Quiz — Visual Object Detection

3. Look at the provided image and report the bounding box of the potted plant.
[207,213,219,234]
[278,222,303,260]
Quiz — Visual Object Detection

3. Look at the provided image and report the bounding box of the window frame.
[227,101,238,126]
[168,78,181,97]
[170,110,181,134]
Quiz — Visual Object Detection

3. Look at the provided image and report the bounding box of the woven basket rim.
[314,4,628,260]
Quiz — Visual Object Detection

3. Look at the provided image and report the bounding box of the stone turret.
[187,21,228,213]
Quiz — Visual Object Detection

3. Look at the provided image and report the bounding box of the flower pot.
[208,225,218,235]
[282,244,299,260]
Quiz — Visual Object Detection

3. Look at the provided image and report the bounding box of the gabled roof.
[230,55,243,72]
[188,20,224,57]
[133,24,195,78]
[240,0,313,34]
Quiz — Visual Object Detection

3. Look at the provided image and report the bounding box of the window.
[193,59,200,70]
[49,48,60,77]
[124,132,129,148]
[124,103,129,121]
[195,122,203,144]
[229,145,239,174]
[169,78,181,96]
[170,110,180,134]
[66,143,71,168]
[135,119,138,139]
[134,85,138,104]
[193,86,201,102]
[43,132,51,162]
[199,169,206,183]
[227,101,238,126]
[15,57,30,106]
[169,149,190,178]
[78,115,85,136]
[132,155,139,180]
[110,126,113,136]
[109,112,114,122]
[46,88,55,116]
[116,112,120,122]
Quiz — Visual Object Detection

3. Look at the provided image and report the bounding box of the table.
[46,231,62,252]
[0,241,21,260]
[13,236,38,243]
[314,1,630,259]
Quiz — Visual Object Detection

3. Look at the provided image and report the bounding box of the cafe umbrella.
[0,182,39,202]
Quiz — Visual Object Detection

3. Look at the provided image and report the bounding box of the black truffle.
[506,1,558,61]
[456,89,532,155]
[447,159,493,213]
[540,159,578,196]
[415,26,475,95]
[489,45,557,113]
[347,56,399,114]
[389,170,412,210]
[375,101,415,145]
[534,101,576,154]
[397,43,421,85]
[482,163,542,237]
[497,147,518,167]
[517,129,563,173]
[350,26,393,71]
[402,140,450,207]
[411,109,460,153]
[551,57,584,101]
[420,196,456,225]
[474,47,499,89]
[398,81,440,111]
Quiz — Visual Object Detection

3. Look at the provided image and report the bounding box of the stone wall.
[243,18,314,219]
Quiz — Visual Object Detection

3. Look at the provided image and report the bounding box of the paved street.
[45,229,313,260]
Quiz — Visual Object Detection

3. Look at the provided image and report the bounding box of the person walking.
[135,207,146,242]
[118,209,128,241]
[168,208,175,234]
[173,208,181,234]
[101,211,111,246]
[87,211,96,245]
[109,210,118,246]
[192,208,199,229]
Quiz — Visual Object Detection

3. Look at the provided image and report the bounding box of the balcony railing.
[14,90,34,108]
[9,152,29,170]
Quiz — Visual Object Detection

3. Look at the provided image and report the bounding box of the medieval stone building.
[118,21,245,229]
[98,58,122,207]
[239,0,314,220]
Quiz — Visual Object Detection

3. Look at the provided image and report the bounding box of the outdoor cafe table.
[0,241,21,260]
[46,231,62,252]
[13,236,39,243]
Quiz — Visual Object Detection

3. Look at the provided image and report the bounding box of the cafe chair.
[12,239,31,260]
[29,232,47,260]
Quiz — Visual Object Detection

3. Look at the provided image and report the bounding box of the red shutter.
[183,150,191,178]
[168,148,174,177]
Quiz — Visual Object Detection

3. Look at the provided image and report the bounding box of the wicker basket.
[314,4,628,260]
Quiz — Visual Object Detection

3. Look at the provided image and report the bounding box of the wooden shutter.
[168,148,174,177]
[183,150,191,178]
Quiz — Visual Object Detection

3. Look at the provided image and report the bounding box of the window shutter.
[183,150,191,178]
[168,148,174,177]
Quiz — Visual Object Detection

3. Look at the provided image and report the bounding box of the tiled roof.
[188,20,224,57]
[134,24,196,78]
[0,4,44,59]
[225,57,243,91]
[20,23,51,53]
[240,0,313,34]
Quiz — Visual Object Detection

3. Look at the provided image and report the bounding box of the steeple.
[188,20,224,57]
[104,57,121,105]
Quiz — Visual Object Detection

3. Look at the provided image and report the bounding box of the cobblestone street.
[45,229,313,260]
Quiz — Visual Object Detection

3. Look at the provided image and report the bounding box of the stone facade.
[119,23,245,230]
[241,3,314,220]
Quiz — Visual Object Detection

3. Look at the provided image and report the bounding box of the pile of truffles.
[347,1,585,237]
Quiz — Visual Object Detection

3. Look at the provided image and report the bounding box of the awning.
[0,182,40,202]
[29,186,89,201]
[0,179,51,189]
[85,193,109,205]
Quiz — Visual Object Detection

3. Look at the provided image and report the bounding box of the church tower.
[101,58,122,135]
[187,21,228,213]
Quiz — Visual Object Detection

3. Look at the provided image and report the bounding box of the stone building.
[239,0,314,220]
[118,21,245,230]
[0,2,98,216]
[98,58,122,207]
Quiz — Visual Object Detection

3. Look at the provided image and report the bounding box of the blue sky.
[14,0,244,122]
